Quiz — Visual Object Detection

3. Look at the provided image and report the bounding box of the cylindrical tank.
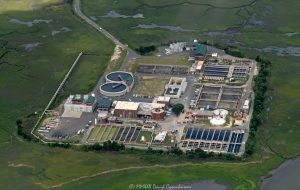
[151,108,165,120]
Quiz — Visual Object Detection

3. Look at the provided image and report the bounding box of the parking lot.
[41,111,96,140]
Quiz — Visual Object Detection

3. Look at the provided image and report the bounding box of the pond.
[261,157,300,190]
[134,23,194,32]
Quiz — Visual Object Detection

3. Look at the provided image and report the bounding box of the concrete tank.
[151,108,165,120]
[100,82,127,97]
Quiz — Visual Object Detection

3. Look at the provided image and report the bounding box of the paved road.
[73,0,126,49]
[73,0,140,95]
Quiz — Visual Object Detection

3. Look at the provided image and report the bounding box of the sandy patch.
[61,110,82,118]
[110,45,122,62]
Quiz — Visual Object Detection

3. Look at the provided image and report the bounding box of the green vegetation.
[88,127,101,140]
[136,131,153,144]
[88,126,120,143]
[62,134,83,144]
[134,76,169,96]
[83,141,125,152]
[107,127,117,140]
[245,56,271,156]
[1,0,300,189]
[100,126,110,141]
[135,45,156,55]
[194,119,212,126]
[172,103,184,116]
[125,54,190,72]
[61,157,282,190]
[77,0,300,189]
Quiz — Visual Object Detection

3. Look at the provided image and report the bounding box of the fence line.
[30,52,83,143]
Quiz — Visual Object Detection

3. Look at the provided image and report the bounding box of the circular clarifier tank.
[100,82,127,97]
[106,71,134,85]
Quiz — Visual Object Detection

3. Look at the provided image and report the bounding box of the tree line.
[45,140,240,161]
[244,56,271,156]
[135,45,156,55]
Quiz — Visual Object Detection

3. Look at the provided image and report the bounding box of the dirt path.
[35,161,262,189]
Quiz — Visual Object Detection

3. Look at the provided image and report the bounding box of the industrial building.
[184,40,207,60]
[192,109,213,120]
[113,101,140,118]
[164,77,187,98]
[97,98,113,111]
[100,71,134,97]
[112,101,166,120]
[138,102,166,120]
[64,94,96,112]
[153,96,171,106]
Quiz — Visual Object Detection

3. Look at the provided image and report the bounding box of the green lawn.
[136,131,153,144]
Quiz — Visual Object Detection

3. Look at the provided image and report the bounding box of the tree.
[172,103,184,116]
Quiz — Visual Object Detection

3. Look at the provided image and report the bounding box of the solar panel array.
[181,127,245,154]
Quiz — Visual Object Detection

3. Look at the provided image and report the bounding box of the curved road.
[73,0,126,49]
[73,0,139,71]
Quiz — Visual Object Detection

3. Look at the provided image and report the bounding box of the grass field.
[61,156,283,190]
[107,127,117,140]
[125,54,190,72]
[134,76,169,96]
[97,127,107,141]
[88,126,119,142]
[1,0,300,189]
[136,131,153,144]
[100,126,110,141]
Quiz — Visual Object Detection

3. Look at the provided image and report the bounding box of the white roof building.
[114,101,140,111]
